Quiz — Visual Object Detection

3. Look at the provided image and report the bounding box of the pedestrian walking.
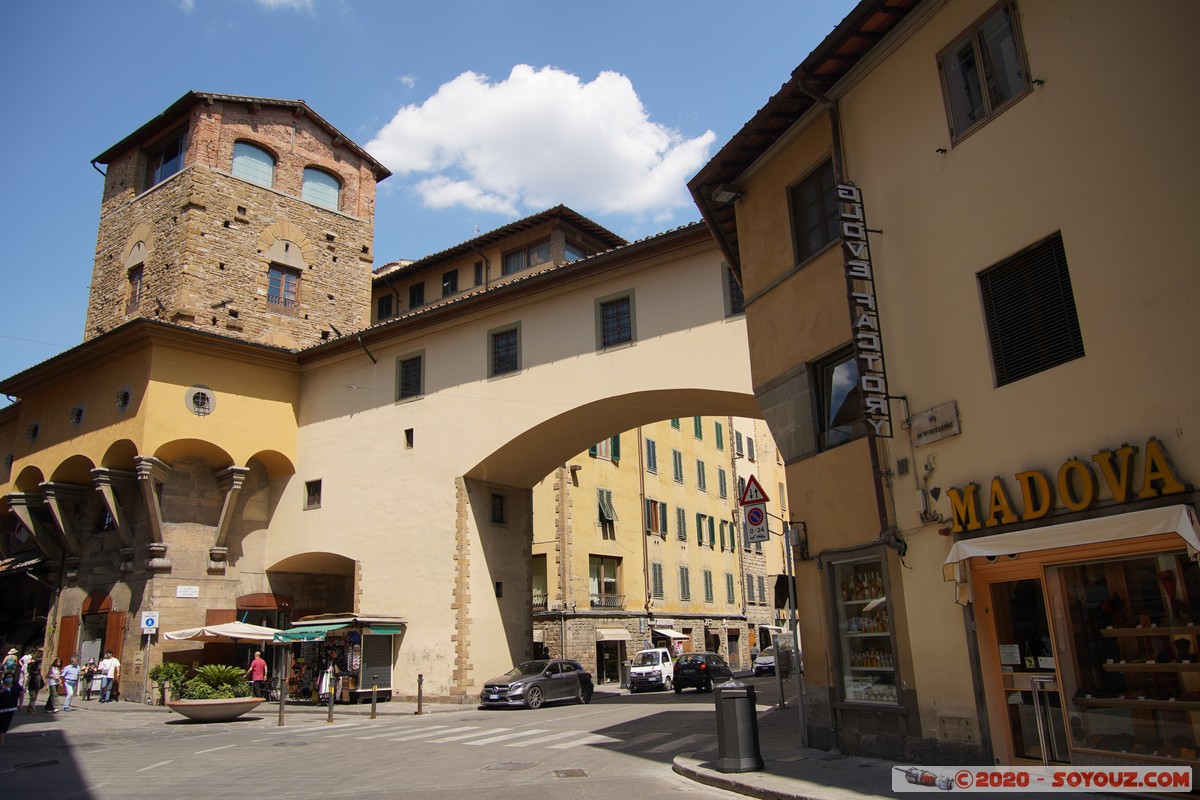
[23,657,43,714]
[98,650,120,703]
[17,649,32,692]
[2,648,16,677]
[61,656,80,711]
[245,651,268,698]
[81,658,97,701]
[0,672,20,746]
[44,658,62,713]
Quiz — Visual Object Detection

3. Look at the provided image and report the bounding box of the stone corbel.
[119,546,136,574]
[145,541,171,571]
[208,545,229,574]
[39,482,88,558]
[91,468,137,548]
[213,466,250,550]
[64,555,81,583]
[3,493,62,561]
[134,456,171,545]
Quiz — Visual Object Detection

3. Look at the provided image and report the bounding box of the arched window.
[302,167,341,211]
[232,141,276,188]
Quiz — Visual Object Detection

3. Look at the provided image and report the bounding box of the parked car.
[479,659,594,709]
[629,647,674,693]
[673,652,733,693]
[753,647,776,676]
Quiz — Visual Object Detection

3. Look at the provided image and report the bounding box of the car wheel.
[663,677,672,692]
[579,684,593,705]
[673,684,683,694]
[702,678,712,693]
[525,685,544,710]
[629,686,638,694]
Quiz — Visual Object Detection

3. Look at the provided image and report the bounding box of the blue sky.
[0,0,856,392]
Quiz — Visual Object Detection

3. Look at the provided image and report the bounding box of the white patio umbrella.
[162,621,281,642]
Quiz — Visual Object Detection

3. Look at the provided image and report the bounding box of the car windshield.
[758,648,774,658]
[633,652,661,666]
[505,660,549,677]
[678,655,705,665]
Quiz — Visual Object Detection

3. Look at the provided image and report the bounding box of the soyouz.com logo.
[892,765,1192,792]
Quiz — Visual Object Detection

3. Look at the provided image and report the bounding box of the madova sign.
[948,438,1189,534]
[839,184,892,438]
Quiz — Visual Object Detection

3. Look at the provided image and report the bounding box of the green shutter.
[693,416,703,439]
[696,514,703,545]
[659,501,668,534]
[611,435,621,460]
[644,499,652,532]
[708,516,716,546]
[719,521,726,551]
[588,443,598,457]
[715,422,724,450]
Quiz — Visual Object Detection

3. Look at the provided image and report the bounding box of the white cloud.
[396,74,417,89]
[255,0,315,10]
[366,65,715,220]
[178,0,194,11]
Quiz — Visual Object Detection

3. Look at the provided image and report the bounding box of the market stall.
[274,614,405,703]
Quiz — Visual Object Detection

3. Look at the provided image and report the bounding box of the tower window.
[305,480,322,510]
[143,128,187,191]
[267,266,299,316]
[303,167,341,211]
[126,265,144,315]
[232,141,276,188]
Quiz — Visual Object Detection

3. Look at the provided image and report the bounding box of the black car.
[479,659,594,709]
[673,652,733,693]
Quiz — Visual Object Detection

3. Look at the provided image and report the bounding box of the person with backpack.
[24,657,43,714]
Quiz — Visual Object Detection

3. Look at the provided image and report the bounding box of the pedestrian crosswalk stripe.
[388,725,477,742]
[503,730,588,748]
[547,733,620,749]
[464,729,550,746]
[429,727,506,743]
[613,731,672,750]
[271,722,363,736]
[355,726,432,740]
[646,732,710,753]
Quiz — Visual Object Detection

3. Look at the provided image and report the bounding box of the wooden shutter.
[104,612,126,660]
[57,615,80,661]
[611,435,620,461]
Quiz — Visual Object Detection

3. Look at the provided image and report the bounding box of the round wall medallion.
[185,385,216,417]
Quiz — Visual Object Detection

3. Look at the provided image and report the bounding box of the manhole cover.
[553,768,588,779]
[16,760,61,769]
[273,741,308,747]
[480,762,536,772]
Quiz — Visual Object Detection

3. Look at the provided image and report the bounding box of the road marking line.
[137,760,173,772]
[270,722,364,735]
[647,732,711,753]
[464,729,550,746]
[387,725,468,742]
[504,730,588,747]
[194,744,236,754]
[613,731,672,750]
[428,727,503,743]
[548,733,620,749]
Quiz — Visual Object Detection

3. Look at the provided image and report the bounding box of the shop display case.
[832,555,898,705]
[1056,551,1200,764]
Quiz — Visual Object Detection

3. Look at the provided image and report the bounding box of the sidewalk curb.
[673,753,818,800]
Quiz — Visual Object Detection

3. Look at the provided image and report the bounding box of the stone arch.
[13,464,45,493]
[123,222,153,266]
[266,552,356,618]
[256,221,317,268]
[101,439,140,471]
[81,589,113,615]
[50,454,97,485]
[153,439,234,470]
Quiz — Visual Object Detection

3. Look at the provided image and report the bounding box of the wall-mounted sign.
[910,401,960,447]
[948,438,1189,533]
[140,611,158,633]
[176,585,200,598]
[838,184,892,438]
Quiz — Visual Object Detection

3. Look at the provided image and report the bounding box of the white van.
[628,647,675,693]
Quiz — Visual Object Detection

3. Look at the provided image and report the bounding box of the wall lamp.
[711,183,743,204]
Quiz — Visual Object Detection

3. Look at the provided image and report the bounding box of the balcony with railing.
[589,592,624,610]
[266,296,299,317]
[531,591,548,611]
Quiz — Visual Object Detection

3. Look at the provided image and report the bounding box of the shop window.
[490,492,506,524]
[232,141,275,188]
[831,554,897,704]
[938,1,1030,142]
[650,562,664,599]
[267,265,300,317]
[442,269,458,297]
[589,555,621,608]
[409,282,425,309]
[645,438,657,473]
[489,325,520,377]
[672,449,684,483]
[597,488,617,539]
[302,167,341,211]
[816,346,867,451]
[304,480,322,510]
[679,566,691,601]
[789,158,839,265]
[597,293,634,349]
[395,353,423,401]
[143,128,186,191]
[502,239,551,275]
[644,498,667,536]
[979,232,1083,387]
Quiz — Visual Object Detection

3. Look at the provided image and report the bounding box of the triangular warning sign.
[739,474,770,506]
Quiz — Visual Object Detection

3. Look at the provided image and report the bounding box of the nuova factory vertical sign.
[839,183,893,438]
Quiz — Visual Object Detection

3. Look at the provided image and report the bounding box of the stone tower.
[85,92,391,350]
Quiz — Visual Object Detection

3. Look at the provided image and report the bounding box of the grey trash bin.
[620,660,631,689]
[713,683,764,773]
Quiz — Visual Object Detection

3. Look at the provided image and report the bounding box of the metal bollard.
[370,677,378,719]
[326,677,335,723]
[416,673,423,715]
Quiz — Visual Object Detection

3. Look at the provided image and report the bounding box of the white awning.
[595,628,632,642]
[943,504,1200,605]
[652,628,688,639]
[532,629,545,643]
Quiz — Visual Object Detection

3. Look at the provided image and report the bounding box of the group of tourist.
[0,647,121,745]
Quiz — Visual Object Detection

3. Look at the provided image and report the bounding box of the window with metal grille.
[979,232,1083,386]
[725,266,745,317]
[789,158,839,264]
[396,354,423,400]
[599,295,633,348]
[490,327,520,376]
[651,562,664,599]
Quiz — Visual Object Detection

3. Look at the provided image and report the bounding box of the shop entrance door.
[982,575,1070,764]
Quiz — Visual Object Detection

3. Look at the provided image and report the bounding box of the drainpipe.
[637,427,652,620]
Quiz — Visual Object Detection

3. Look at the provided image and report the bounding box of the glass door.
[989,577,1070,763]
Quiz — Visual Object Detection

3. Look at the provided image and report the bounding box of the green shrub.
[148,662,189,700]
[178,664,252,699]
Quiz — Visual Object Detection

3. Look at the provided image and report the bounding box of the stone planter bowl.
[167,696,265,722]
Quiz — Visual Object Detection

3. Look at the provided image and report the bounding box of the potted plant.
[148,661,188,705]
[166,665,264,722]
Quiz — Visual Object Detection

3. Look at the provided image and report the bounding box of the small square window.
[938,2,1030,142]
[143,128,187,191]
[490,326,520,376]
[494,581,503,598]
[442,270,459,297]
[789,159,839,265]
[409,282,425,309]
[376,294,393,321]
[305,480,322,510]
[816,347,867,451]
[491,492,506,524]
[396,353,424,401]
[597,294,634,349]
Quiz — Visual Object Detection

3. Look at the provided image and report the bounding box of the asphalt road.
[0,676,784,799]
